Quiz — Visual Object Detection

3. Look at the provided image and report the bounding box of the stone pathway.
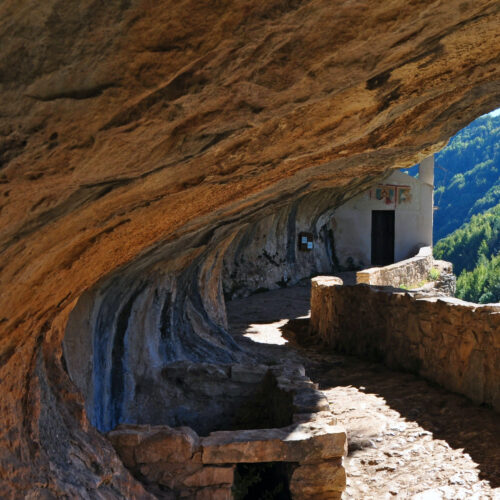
[227,286,500,500]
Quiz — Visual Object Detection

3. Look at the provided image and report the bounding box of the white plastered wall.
[332,158,434,268]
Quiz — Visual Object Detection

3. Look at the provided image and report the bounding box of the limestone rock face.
[0,0,500,496]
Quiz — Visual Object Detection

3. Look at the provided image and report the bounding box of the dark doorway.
[233,462,294,500]
[371,210,395,266]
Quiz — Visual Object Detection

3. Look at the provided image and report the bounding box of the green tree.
[434,204,500,275]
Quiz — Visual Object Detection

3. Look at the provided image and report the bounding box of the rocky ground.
[227,286,500,500]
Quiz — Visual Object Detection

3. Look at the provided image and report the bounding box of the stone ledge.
[356,246,433,287]
[201,422,347,464]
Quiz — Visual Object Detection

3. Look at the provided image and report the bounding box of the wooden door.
[371,210,395,266]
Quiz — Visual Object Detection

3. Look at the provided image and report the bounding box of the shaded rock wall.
[0,0,500,496]
[222,189,345,299]
[310,280,500,411]
[62,186,353,436]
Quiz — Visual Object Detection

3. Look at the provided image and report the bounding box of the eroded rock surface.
[0,0,500,496]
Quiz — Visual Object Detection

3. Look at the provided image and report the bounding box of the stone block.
[107,425,152,468]
[183,466,234,487]
[311,276,344,289]
[135,426,200,464]
[140,461,202,488]
[290,461,346,499]
[108,425,150,447]
[201,423,346,464]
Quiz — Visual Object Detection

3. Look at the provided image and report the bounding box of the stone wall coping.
[357,246,432,276]
[311,276,344,288]
[413,295,500,310]
[313,280,500,311]
[200,422,347,464]
[201,422,346,446]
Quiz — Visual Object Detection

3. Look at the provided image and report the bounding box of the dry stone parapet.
[356,247,433,287]
[310,279,500,411]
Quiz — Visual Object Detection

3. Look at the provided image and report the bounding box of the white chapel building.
[332,156,434,268]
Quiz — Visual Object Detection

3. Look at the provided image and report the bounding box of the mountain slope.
[432,113,500,241]
[456,253,500,303]
[434,203,500,303]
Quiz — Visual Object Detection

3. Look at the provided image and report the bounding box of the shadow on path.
[226,284,500,493]
[303,346,500,488]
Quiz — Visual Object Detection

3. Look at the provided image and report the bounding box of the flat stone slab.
[311,276,344,288]
[201,423,346,464]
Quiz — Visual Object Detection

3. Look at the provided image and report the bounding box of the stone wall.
[108,363,347,499]
[310,278,500,411]
[356,246,433,287]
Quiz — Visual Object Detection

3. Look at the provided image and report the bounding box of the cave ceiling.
[0,0,499,496]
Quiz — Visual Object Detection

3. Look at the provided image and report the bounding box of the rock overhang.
[0,0,500,496]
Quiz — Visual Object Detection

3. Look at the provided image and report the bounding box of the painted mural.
[370,185,412,207]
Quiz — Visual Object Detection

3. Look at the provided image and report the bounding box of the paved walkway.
[227,285,500,500]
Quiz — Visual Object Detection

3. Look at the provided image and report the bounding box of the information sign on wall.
[298,232,314,251]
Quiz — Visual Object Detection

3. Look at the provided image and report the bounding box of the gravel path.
[227,286,500,500]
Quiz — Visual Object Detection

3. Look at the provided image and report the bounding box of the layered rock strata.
[0,0,499,495]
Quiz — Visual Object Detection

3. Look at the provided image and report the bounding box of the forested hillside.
[433,113,500,241]
[405,112,500,303]
[434,204,500,303]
